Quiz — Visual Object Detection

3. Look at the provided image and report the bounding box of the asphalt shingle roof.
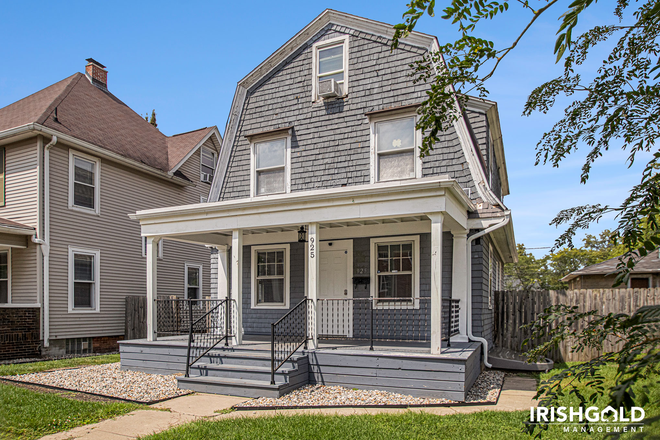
[561,250,660,281]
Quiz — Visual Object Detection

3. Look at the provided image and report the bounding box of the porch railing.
[270,298,311,385]
[317,297,460,350]
[185,298,235,377]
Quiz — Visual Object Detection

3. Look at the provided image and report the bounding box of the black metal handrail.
[270,298,310,385]
[317,297,460,350]
[184,298,234,377]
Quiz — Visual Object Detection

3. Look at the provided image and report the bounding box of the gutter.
[466,214,510,368]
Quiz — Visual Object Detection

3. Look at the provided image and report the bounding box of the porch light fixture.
[298,226,307,243]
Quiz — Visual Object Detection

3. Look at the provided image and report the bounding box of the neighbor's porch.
[135,178,478,355]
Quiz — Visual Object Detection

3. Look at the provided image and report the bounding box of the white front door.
[318,240,352,337]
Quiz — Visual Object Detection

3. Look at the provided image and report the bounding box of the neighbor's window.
[0,250,8,303]
[313,36,348,100]
[69,151,100,213]
[630,277,650,289]
[185,264,202,300]
[374,116,417,181]
[69,248,100,312]
[252,245,290,308]
[201,147,216,183]
[376,242,414,301]
[254,138,287,196]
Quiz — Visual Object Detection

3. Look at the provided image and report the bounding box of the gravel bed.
[1,362,191,403]
[236,370,506,408]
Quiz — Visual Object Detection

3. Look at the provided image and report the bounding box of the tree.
[392,0,660,284]
[144,109,158,128]
[504,244,551,290]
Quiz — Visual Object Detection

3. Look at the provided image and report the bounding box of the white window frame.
[142,237,163,259]
[311,35,349,101]
[368,110,423,184]
[251,244,290,310]
[184,263,203,300]
[628,275,652,289]
[200,147,216,184]
[200,195,208,203]
[370,235,420,309]
[68,246,100,313]
[249,133,291,198]
[0,248,11,305]
[69,150,101,215]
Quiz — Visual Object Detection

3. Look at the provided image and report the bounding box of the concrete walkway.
[41,376,537,439]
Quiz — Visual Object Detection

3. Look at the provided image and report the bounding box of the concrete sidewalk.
[41,376,537,439]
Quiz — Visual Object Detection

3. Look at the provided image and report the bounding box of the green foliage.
[392,0,660,284]
[523,305,660,437]
[149,109,157,128]
[0,382,140,439]
[505,244,552,290]
[0,354,119,376]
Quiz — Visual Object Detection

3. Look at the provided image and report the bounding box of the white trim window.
[200,147,216,183]
[0,249,10,304]
[251,244,290,309]
[250,135,291,197]
[69,150,100,214]
[68,247,100,313]
[142,237,163,259]
[369,113,422,183]
[312,35,349,100]
[370,236,420,306]
[185,264,202,300]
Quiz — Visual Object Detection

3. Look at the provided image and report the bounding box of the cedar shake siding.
[47,142,217,340]
[218,24,478,201]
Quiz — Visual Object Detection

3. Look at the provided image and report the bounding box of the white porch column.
[215,245,229,300]
[451,230,469,342]
[429,213,444,354]
[231,230,243,345]
[307,223,319,349]
[146,236,161,342]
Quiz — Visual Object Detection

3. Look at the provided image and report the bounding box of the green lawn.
[0,382,141,440]
[0,354,139,440]
[144,364,659,440]
[0,354,119,376]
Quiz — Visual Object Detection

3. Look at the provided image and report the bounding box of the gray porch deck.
[119,336,482,401]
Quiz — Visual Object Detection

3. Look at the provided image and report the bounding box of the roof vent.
[318,78,340,99]
[85,58,107,90]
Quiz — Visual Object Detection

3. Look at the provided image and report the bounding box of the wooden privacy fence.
[125,296,147,340]
[494,288,660,363]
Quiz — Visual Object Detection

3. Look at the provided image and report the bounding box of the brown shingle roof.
[167,127,214,170]
[0,72,217,173]
[561,250,660,282]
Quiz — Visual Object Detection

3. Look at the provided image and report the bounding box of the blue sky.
[0,0,643,256]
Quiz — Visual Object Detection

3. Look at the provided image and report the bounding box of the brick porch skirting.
[0,307,41,361]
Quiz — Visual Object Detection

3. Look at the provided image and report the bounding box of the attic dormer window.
[312,36,349,101]
[200,147,216,183]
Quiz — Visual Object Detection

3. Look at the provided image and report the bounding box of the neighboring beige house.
[0,59,221,357]
[562,249,660,290]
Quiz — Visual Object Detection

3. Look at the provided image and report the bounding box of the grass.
[144,365,659,440]
[0,382,141,440]
[0,354,119,376]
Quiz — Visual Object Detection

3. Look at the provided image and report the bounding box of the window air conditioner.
[201,172,213,183]
[318,78,340,98]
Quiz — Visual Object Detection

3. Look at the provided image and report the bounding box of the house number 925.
[309,237,315,258]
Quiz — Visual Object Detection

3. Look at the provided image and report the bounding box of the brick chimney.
[85,58,107,89]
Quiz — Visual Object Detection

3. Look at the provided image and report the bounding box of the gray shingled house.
[121,10,517,401]
[0,59,221,359]
[562,250,660,289]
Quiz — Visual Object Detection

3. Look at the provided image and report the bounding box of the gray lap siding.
[219,24,478,201]
[240,233,453,335]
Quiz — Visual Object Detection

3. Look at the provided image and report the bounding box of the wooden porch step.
[177,375,306,398]
[192,362,298,384]
[203,351,306,370]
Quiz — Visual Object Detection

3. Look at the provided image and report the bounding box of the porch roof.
[0,217,34,248]
[130,177,475,245]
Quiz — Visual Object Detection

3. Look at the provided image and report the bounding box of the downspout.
[35,135,57,347]
[466,214,510,368]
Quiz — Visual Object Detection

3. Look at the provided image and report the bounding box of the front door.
[318,240,352,337]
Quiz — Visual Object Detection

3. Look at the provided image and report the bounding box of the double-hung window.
[185,264,202,300]
[68,247,100,312]
[200,147,216,183]
[251,244,290,309]
[372,116,420,182]
[312,36,349,100]
[0,250,9,304]
[69,151,100,214]
[252,137,289,196]
[370,236,420,306]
